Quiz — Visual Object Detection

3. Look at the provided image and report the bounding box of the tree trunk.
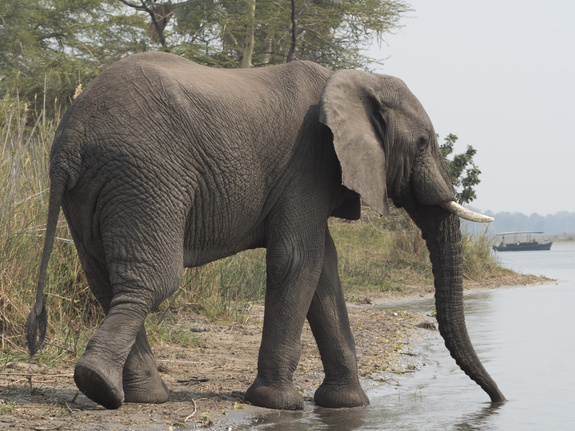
[286,0,297,63]
[242,0,256,68]
[261,35,273,65]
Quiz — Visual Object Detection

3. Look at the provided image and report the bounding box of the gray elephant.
[27,52,505,410]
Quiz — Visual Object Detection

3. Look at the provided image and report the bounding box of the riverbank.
[0,272,550,430]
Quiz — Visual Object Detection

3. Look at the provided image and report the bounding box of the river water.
[242,244,575,430]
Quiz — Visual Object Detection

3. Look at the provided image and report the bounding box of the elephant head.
[319,70,505,403]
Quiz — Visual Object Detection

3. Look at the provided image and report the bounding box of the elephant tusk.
[440,201,494,223]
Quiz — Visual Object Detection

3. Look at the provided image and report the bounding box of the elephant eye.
[372,110,387,136]
[417,137,428,152]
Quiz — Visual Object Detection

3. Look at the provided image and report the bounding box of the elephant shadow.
[169,388,244,403]
[4,386,102,411]
[6,385,246,412]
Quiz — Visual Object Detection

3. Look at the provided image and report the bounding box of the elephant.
[27,51,505,410]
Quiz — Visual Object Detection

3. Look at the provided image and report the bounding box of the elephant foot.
[314,380,369,408]
[244,377,304,410]
[74,354,124,409]
[121,324,170,404]
[123,365,170,404]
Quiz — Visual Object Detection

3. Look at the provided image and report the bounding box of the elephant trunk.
[410,206,506,403]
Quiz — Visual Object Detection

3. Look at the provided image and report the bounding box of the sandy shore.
[0,273,549,430]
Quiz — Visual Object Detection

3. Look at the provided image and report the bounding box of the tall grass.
[329,209,432,292]
[0,92,505,361]
[461,224,513,281]
[0,93,100,361]
[174,250,267,323]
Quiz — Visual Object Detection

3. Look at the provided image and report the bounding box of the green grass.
[460,224,512,281]
[145,313,206,349]
[329,209,432,292]
[176,250,267,323]
[0,400,16,415]
[1,92,509,362]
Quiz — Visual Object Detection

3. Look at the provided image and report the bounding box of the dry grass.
[0,93,102,362]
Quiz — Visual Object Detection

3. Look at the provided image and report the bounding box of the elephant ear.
[319,70,389,216]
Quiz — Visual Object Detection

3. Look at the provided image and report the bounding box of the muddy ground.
[0,273,547,430]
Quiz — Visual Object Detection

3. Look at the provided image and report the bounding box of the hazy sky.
[369,0,575,215]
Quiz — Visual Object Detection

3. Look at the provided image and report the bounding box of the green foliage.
[145,313,205,348]
[440,133,481,205]
[0,400,16,415]
[198,0,409,69]
[124,0,411,69]
[1,0,410,116]
[0,0,150,109]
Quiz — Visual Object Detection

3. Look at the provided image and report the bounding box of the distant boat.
[492,231,552,252]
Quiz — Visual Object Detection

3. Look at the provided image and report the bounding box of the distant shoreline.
[546,234,575,244]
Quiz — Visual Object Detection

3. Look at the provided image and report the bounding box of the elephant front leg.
[244,232,325,410]
[307,230,369,408]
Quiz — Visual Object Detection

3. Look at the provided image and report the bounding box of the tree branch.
[286,0,313,63]
[119,0,169,50]
[118,0,147,11]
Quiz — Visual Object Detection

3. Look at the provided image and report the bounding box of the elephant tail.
[26,176,67,356]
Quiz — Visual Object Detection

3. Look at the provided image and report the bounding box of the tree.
[0,0,409,107]
[440,133,481,205]
[121,0,411,69]
[0,0,149,107]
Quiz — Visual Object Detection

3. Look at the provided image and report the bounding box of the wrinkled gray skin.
[27,52,505,410]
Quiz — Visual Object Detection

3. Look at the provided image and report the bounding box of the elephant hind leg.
[72,239,171,406]
[74,306,140,409]
[74,326,169,407]
[123,326,170,404]
[72,224,182,409]
[74,281,179,409]
[71,241,124,408]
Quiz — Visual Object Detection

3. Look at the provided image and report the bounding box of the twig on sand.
[184,398,198,422]
[0,372,74,378]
